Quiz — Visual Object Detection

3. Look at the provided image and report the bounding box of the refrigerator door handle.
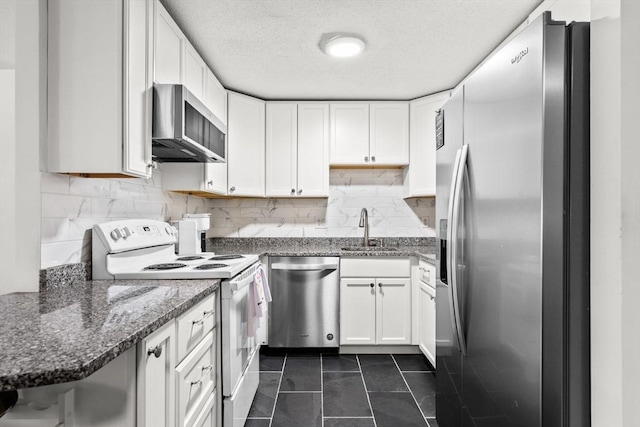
[450,144,469,355]
[446,146,464,354]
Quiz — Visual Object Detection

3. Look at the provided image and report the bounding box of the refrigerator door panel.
[462,16,547,426]
[436,88,464,427]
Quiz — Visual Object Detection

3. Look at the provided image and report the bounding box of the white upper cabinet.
[266,103,329,198]
[205,69,227,126]
[266,103,298,197]
[297,104,330,197]
[227,92,266,197]
[184,43,207,100]
[154,2,183,84]
[330,103,408,166]
[204,70,228,195]
[405,91,450,197]
[48,0,154,178]
[330,104,370,165]
[370,103,409,165]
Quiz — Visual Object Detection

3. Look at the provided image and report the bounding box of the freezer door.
[459,15,566,427]
[435,88,464,427]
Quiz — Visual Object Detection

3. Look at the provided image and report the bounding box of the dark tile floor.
[246,351,436,427]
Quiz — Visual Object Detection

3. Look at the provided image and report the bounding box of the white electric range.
[92,219,263,427]
[92,219,259,280]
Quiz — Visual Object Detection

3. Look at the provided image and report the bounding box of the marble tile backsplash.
[40,170,209,268]
[40,168,435,268]
[207,169,435,239]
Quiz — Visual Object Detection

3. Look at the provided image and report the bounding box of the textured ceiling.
[160,0,543,100]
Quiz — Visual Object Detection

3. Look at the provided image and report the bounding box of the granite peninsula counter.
[0,279,218,391]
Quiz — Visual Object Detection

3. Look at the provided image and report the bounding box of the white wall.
[0,0,44,294]
[590,1,640,426]
[207,169,435,238]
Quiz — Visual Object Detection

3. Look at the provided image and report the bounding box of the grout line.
[268,354,287,427]
[356,354,378,427]
[323,416,375,419]
[391,354,429,425]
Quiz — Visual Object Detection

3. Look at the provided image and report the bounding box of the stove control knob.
[110,228,123,241]
[122,227,132,239]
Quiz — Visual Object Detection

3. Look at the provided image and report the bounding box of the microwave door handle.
[450,144,469,356]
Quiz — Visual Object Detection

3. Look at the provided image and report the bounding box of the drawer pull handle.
[192,310,215,326]
[190,365,213,387]
[147,345,162,358]
[369,283,374,288]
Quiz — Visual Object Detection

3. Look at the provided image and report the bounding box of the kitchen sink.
[340,247,399,251]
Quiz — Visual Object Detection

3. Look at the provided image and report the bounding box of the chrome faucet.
[359,208,369,247]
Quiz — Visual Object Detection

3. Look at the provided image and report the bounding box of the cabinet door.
[266,103,298,197]
[340,278,376,345]
[203,73,228,196]
[184,43,207,100]
[376,278,412,344]
[227,92,266,197]
[123,0,154,178]
[154,2,183,84]
[205,69,227,125]
[406,93,449,196]
[330,104,370,165]
[297,104,330,197]
[419,282,436,366]
[137,321,176,427]
[370,103,409,166]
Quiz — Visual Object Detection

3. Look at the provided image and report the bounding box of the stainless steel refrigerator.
[435,13,590,427]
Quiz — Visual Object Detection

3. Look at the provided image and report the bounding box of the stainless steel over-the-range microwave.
[152,84,226,163]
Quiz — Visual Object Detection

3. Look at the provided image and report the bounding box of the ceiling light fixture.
[321,34,366,58]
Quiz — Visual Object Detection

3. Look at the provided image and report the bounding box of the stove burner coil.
[144,263,187,270]
[176,256,205,261]
[194,263,229,270]
[209,254,244,261]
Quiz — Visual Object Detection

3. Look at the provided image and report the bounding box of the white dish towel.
[248,264,271,337]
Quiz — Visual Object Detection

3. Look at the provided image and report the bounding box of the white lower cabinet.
[340,258,412,345]
[137,321,176,427]
[418,261,436,365]
[138,292,217,427]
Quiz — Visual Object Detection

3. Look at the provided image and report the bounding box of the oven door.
[221,263,262,396]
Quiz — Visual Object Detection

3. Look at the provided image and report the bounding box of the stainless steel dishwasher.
[268,256,340,348]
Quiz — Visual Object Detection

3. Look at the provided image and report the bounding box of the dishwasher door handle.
[271,263,339,271]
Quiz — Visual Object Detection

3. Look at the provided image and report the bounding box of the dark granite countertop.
[207,237,437,265]
[0,279,218,391]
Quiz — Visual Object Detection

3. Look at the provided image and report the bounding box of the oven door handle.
[270,263,338,271]
[229,275,255,292]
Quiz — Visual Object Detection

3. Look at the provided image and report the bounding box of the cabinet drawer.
[193,391,216,427]
[177,293,215,363]
[176,330,216,427]
[340,257,410,278]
